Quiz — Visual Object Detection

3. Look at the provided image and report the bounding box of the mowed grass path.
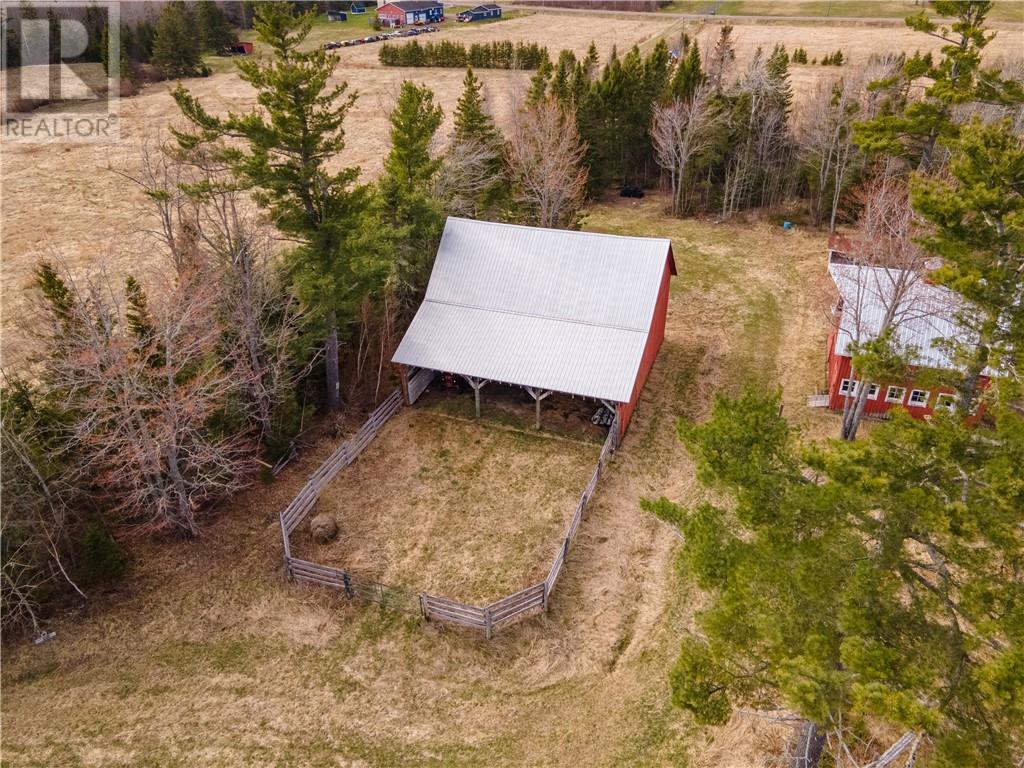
[1,196,834,768]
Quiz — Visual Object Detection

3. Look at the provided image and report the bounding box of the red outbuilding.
[821,244,990,420]
[376,0,444,27]
[391,217,675,439]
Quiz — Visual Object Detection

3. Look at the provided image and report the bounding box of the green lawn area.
[659,0,1024,22]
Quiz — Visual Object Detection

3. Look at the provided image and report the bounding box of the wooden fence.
[278,388,619,638]
[407,366,434,405]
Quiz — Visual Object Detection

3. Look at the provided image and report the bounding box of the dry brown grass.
[5,10,1019,364]
[1,193,843,767]
[0,12,670,365]
[291,404,599,603]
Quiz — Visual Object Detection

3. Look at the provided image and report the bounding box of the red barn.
[822,247,990,419]
[376,0,444,27]
[392,217,675,439]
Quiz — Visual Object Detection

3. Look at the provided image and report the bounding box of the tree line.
[1,2,590,634]
[379,39,551,70]
[1,0,237,86]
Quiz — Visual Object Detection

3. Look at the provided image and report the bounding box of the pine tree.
[646,390,1024,768]
[152,1,203,79]
[172,3,370,411]
[526,56,552,106]
[453,68,499,146]
[583,41,600,78]
[670,40,703,101]
[854,1,1023,172]
[195,0,235,53]
[911,118,1024,409]
[379,81,444,308]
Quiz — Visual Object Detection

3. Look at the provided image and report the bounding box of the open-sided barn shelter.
[392,218,676,439]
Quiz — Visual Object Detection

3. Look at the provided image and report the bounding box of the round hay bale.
[309,513,338,544]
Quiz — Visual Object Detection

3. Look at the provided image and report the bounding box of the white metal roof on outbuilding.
[392,217,675,403]
[828,256,986,373]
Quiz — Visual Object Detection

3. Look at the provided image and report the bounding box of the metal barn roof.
[392,217,675,403]
[828,256,984,373]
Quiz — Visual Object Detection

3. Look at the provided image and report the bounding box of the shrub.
[78,523,128,585]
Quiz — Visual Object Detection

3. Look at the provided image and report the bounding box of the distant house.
[349,2,367,13]
[457,4,501,22]
[377,0,444,27]
[822,244,990,419]
[392,217,676,438]
[327,9,347,21]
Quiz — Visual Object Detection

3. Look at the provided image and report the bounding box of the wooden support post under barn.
[525,387,552,429]
[462,376,489,417]
[391,217,676,441]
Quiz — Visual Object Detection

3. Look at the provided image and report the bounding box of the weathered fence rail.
[278,386,619,638]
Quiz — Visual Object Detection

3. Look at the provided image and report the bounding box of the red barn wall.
[377,4,404,23]
[825,348,989,420]
[617,255,673,437]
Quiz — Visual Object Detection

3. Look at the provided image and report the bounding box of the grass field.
[659,0,1024,22]
[1,194,835,767]
[3,7,1020,366]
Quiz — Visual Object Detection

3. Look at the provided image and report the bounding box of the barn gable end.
[392,218,674,436]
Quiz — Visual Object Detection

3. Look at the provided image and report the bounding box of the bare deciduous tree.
[506,98,588,229]
[433,137,503,218]
[652,83,719,216]
[117,139,304,441]
[833,178,934,440]
[37,266,255,536]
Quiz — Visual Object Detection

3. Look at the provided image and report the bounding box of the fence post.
[485,606,493,640]
[341,571,353,599]
[419,594,429,620]
[542,580,549,613]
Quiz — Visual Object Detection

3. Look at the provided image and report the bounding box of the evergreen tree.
[583,41,600,78]
[911,118,1024,409]
[766,42,793,113]
[196,0,236,53]
[453,67,499,146]
[526,56,552,106]
[550,49,577,106]
[152,1,203,79]
[670,40,703,101]
[378,81,445,308]
[854,1,1022,172]
[172,2,372,411]
[646,390,1024,768]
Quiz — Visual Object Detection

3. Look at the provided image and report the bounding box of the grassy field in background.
[659,0,1024,22]
[1,195,836,767]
